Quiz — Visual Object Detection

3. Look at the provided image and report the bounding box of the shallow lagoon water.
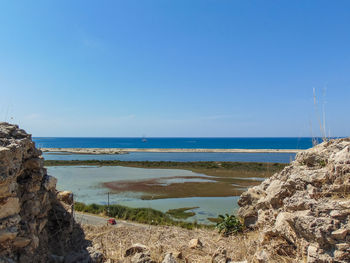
[43,151,295,163]
[47,165,241,223]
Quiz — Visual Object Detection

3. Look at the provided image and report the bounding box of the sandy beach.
[40,147,303,154]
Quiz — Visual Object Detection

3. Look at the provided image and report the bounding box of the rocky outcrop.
[0,123,95,262]
[124,244,155,263]
[238,138,350,262]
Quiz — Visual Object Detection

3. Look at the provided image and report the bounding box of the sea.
[33,137,319,149]
[35,137,320,163]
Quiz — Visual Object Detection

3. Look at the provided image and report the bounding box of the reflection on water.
[234,177,266,181]
[47,165,242,223]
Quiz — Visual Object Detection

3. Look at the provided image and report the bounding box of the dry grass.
[82,223,259,262]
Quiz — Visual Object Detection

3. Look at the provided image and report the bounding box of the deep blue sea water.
[33,137,320,149]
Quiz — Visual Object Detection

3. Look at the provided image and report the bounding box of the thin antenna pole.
[107,192,110,217]
[322,87,327,141]
[313,88,326,141]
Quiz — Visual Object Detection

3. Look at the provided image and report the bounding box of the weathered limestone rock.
[162,253,177,263]
[170,251,182,259]
[57,190,74,205]
[0,123,95,263]
[13,237,31,248]
[188,238,203,249]
[0,197,20,219]
[238,137,350,262]
[331,228,348,240]
[0,228,18,243]
[124,244,155,263]
[43,175,57,191]
[212,246,229,263]
[131,251,155,263]
[87,246,105,263]
[125,243,150,257]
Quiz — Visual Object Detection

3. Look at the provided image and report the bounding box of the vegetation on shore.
[166,207,199,219]
[44,160,286,176]
[74,202,211,229]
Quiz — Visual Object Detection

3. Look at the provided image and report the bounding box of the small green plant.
[318,159,327,167]
[215,213,243,236]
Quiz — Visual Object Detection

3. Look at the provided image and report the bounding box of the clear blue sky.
[0,1,349,137]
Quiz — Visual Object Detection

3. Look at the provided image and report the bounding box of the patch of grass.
[318,159,327,167]
[166,207,199,219]
[74,202,212,230]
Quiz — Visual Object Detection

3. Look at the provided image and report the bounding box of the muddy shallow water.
[48,165,250,223]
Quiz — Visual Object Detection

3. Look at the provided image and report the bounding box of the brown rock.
[212,246,228,263]
[13,237,31,248]
[0,227,18,242]
[125,243,150,257]
[331,228,348,240]
[131,252,155,263]
[336,243,350,251]
[0,197,20,219]
[43,175,57,191]
[172,251,182,259]
[24,158,43,170]
[57,191,74,205]
[188,238,203,249]
[253,249,270,263]
[162,253,177,263]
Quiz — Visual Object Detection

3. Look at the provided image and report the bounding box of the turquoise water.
[48,165,242,223]
[34,137,320,149]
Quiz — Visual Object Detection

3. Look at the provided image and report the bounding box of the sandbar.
[40,147,303,154]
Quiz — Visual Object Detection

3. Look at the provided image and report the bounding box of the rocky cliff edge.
[238,138,350,262]
[0,123,102,263]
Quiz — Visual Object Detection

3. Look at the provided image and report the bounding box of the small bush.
[215,213,243,236]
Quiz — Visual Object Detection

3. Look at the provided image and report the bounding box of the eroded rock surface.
[0,123,96,262]
[238,138,350,262]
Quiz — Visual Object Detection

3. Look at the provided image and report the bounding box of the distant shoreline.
[40,147,303,154]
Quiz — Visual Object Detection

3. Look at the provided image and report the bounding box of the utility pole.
[107,192,110,217]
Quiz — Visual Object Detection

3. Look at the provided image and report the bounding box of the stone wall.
[0,123,96,263]
[238,138,350,262]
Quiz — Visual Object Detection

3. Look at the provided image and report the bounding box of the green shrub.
[74,202,212,230]
[215,213,243,236]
